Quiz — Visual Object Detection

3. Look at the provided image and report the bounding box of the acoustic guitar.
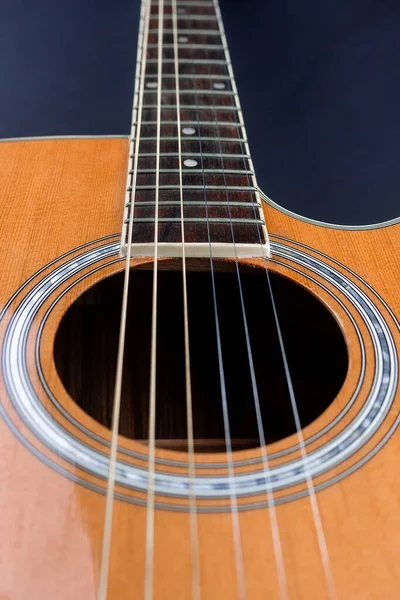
[1,0,399,598]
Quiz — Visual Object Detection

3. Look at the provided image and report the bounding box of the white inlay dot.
[146,81,158,89]
[213,82,226,90]
[178,36,189,43]
[182,127,196,135]
[177,7,186,13]
[184,159,198,168]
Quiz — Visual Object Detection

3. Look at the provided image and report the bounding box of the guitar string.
[264,268,337,600]
[101,2,335,599]
[191,33,247,600]
[144,0,164,597]
[204,46,289,600]
[220,43,337,600]
[214,2,336,596]
[97,1,151,598]
[171,1,201,599]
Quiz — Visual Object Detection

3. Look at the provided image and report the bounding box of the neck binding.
[121,0,269,259]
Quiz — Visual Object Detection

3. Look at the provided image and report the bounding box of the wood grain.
[0,138,399,599]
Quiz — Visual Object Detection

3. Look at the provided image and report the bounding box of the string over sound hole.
[54,262,348,453]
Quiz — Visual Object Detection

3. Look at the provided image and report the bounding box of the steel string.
[97,1,151,598]
[190,40,247,600]
[171,0,201,599]
[214,1,337,597]
[144,0,165,598]
[203,52,289,600]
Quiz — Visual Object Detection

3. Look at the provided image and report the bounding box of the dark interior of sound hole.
[54,262,348,453]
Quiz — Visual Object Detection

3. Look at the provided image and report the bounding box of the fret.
[138,124,244,140]
[134,139,247,154]
[146,47,225,60]
[144,90,236,99]
[138,120,241,127]
[158,74,231,79]
[135,156,251,171]
[135,136,246,142]
[131,188,260,205]
[149,19,219,31]
[136,169,252,175]
[129,201,260,207]
[130,222,265,246]
[143,87,235,95]
[143,91,234,106]
[148,29,221,35]
[135,142,247,156]
[154,1,215,4]
[128,218,264,224]
[141,109,239,122]
[152,14,219,21]
[147,77,233,91]
[145,62,229,76]
[145,58,228,64]
[147,33,223,46]
[132,185,258,190]
[141,104,239,111]
[172,1,215,4]
[134,137,250,154]
[137,152,249,158]
[171,15,217,19]
[158,1,215,3]
[134,139,247,155]
[135,173,253,188]
[147,44,224,50]
[151,6,216,16]
[138,124,244,139]
[129,204,262,223]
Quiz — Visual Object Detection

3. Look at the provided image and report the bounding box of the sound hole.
[54,262,348,452]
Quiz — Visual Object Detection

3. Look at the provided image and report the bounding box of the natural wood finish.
[0,138,399,599]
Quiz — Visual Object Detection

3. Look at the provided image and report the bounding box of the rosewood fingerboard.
[121,0,269,258]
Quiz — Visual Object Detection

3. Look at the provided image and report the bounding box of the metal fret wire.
[97,1,151,599]
[129,201,260,207]
[138,136,247,141]
[134,185,258,190]
[136,169,252,173]
[202,5,288,598]
[138,153,250,157]
[151,13,217,20]
[142,105,240,109]
[148,42,225,49]
[214,0,336,596]
[144,0,164,597]
[126,218,264,224]
[141,121,242,125]
[171,0,201,598]
[188,18,247,600]
[146,59,228,64]
[149,28,221,34]
[144,89,237,94]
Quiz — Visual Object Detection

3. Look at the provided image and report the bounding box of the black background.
[1,0,399,225]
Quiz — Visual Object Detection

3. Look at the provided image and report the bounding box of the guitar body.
[1,137,399,599]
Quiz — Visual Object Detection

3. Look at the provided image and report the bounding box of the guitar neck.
[120,0,270,258]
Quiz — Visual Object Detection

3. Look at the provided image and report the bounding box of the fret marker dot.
[146,81,157,89]
[182,127,196,135]
[213,82,226,90]
[184,159,198,168]
[178,7,186,13]
[178,36,189,43]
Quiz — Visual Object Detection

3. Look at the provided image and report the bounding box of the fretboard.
[121,0,269,258]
